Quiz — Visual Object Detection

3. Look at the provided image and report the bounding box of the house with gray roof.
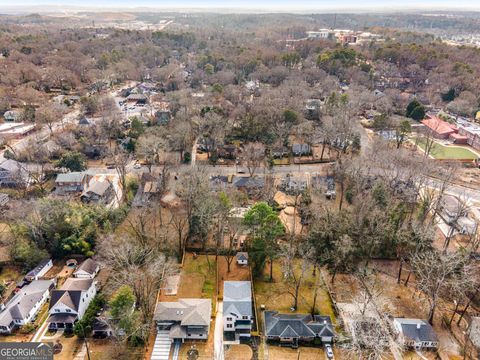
[25,259,53,282]
[469,316,480,350]
[74,258,100,279]
[0,159,30,188]
[153,298,211,342]
[393,318,438,350]
[47,278,97,331]
[223,281,253,341]
[291,143,311,156]
[55,172,89,195]
[236,252,248,266]
[3,110,20,122]
[264,311,335,348]
[0,279,55,334]
[81,179,114,205]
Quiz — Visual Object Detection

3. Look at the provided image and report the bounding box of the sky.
[2,0,480,11]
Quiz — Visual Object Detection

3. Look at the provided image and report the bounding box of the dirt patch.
[159,253,217,303]
[88,338,143,360]
[268,346,325,360]
[225,344,253,360]
[177,316,215,360]
[217,255,251,299]
[54,336,83,360]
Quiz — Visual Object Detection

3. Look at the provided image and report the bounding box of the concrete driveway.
[214,301,224,360]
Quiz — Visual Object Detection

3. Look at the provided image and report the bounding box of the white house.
[74,258,100,279]
[393,318,439,350]
[25,259,53,282]
[0,279,55,334]
[236,252,248,266]
[47,278,97,331]
[223,281,253,341]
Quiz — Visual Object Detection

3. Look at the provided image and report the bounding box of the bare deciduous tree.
[240,142,266,178]
[410,250,476,325]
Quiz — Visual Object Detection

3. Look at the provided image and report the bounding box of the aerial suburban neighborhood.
[0,2,480,360]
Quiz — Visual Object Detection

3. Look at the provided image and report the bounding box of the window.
[226,317,232,321]
[55,309,60,313]
[66,309,71,313]
[242,316,249,320]
[226,324,233,328]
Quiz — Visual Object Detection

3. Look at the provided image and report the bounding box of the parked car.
[325,344,334,359]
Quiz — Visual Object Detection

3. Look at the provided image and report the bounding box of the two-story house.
[73,258,100,279]
[153,298,211,343]
[47,278,96,331]
[223,281,253,341]
[55,172,89,195]
[0,279,55,334]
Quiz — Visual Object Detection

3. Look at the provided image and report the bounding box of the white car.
[325,344,334,359]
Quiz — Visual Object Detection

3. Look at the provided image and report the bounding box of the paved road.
[86,160,480,205]
[0,109,80,163]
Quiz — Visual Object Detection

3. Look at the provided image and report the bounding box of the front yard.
[414,138,479,159]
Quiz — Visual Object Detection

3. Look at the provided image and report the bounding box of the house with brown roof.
[421,116,457,139]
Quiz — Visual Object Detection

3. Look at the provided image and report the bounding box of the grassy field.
[181,253,217,302]
[415,138,478,159]
[254,260,336,330]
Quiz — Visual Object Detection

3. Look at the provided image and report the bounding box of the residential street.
[0,109,80,163]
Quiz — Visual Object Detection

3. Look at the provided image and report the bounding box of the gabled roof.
[26,259,51,279]
[49,290,82,312]
[264,311,335,339]
[85,180,111,196]
[49,278,95,312]
[0,159,23,172]
[0,279,54,327]
[74,258,98,276]
[56,172,86,184]
[153,298,211,327]
[279,325,300,338]
[62,278,94,291]
[234,177,264,189]
[236,252,248,261]
[421,116,457,135]
[223,281,252,317]
[394,318,438,343]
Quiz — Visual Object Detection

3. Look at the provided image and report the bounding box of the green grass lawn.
[415,138,478,160]
[272,158,290,165]
[183,253,217,301]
